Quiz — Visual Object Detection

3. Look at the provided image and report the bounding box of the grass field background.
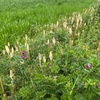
[0,0,97,51]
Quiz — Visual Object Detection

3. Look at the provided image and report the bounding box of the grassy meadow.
[0,0,100,100]
[0,0,97,51]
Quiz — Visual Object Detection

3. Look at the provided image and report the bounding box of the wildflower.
[5,45,10,54]
[86,63,91,68]
[25,40,28,47]
[22,51,25,55]
[21,51,26,59]
[52,37,56,45]
[9,47,14,58]
[26,44,29,53]
[49,51,53,61]
[21,55,26,59]
[38,53,42,61]
[69,28,72,37]
[8,42,10,47]
[43,56,46,63]
[47,39,50,44]
[10,70,14,79]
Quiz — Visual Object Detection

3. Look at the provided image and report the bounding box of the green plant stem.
[0,77,4,94]
[69,75,80,100]
[0,77,6,100]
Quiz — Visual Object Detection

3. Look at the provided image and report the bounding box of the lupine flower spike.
[49,51,53,61]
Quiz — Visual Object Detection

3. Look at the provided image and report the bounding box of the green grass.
[0,0,97,51]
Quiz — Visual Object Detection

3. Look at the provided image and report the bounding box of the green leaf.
[18,86,30,98]
[34,73,44,83]
[56,75,67,85]
[36,90,46,99]
[74,93,86,100]
[97,92,100,96]
[50,65,59,73]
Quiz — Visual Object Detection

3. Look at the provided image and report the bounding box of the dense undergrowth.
[0,2,100,100]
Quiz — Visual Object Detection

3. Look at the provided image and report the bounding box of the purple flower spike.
[21,55,26,59]
[22,51,25,55]
[86,63,91,68]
